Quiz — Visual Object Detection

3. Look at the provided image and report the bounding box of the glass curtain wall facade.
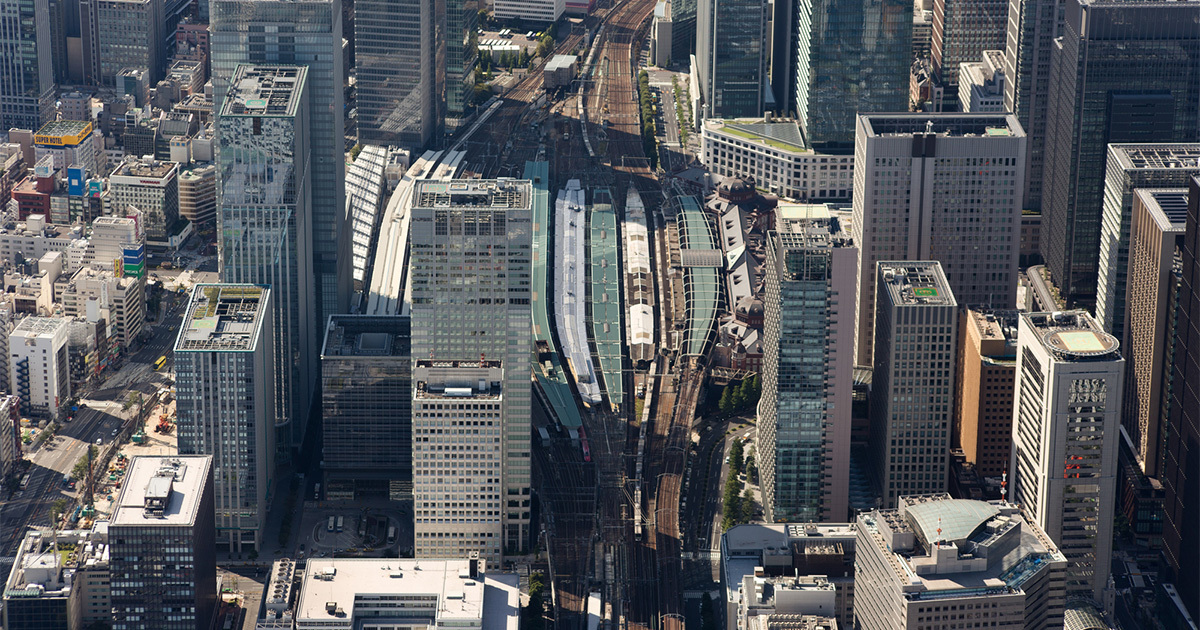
[216,65,317,459]
[94,0,164,84]
[760,227,855,523]
[210,0,350,337]
[1041,0,1200,301]
[446,0,477,133]
[321,315,412,501]
[1003,0,1060,211]
[356,0,443,147]
[0,0,54,130]
[696,0,768,119]
[793,0,911,150]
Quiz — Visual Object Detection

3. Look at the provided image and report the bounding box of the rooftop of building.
[774,211,854,255]
[11,316,68,338]
[1109,144,1200,171]
[33,120,93,143]
[414,360,504,400]
[545,54,577,71]
[704,118,809,153]
[966,310,1018,362]
[1021,311,1120,360]
[723,523,857,554]
[1134,188,1190,231]
[414,179,532,210]
[178,163,217,181]
[860,113,1024,138]
[175,284,269,352]
[111,156,178,180]
[4,527,110,599]
[860,494,1065,600]
[750,614,839,630]
[221,64,308,118]
[877,261,956,307]
[293,558,518,626]
[111,455,210,527]
[321,314,410,358]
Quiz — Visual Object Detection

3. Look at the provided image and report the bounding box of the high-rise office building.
[1095,145,1200,342]
[174,284,275,552]
[412,359,505,561]
[869,262,958,508]
[409,179,532,555]
[696,0,768,119]
[775,0,910,150]
[931,0,1007,101]
[321,315,411,502]
[1041,0,1200,301]
[3,525,112,630]
[1002,0,1059,211]
[210,0,350,327]
[216,64,316,455]
[1162,175,1200,618]
[759,212,857,523]
[1010,310,1121,602]
[852,113,1025,366]
[445,0,478,133]
[1123,188,1187,479]
[0,0,54,130]
[954,309,1017,480]
[93,0,165,84]
[855,494,1067,630]
[107,156,180,249]
[109,455,217,630]
[355,0,442,147]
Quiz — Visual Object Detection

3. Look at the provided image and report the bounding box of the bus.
[387,526,397,545]
[336,516,344,532]
[327,516,335,532]
[153,356,167,371]
[19,474,30,489]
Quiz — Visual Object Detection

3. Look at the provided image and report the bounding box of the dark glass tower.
[696,0,768,118]
[356,0,443,148]
[1040,0,1200,301]
[1003,0,1063,211]
[1162,176,1200,621]
[0,0,54,130]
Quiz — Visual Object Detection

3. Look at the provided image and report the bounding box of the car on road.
[111,428,119,437]
[95,438,102,445]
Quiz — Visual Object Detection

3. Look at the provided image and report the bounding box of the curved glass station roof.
[677,195,719,357]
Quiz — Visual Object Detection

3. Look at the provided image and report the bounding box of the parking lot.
[294,501,412,559]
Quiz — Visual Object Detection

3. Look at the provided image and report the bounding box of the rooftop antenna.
[936,517,943,546]
[1000,467,1008,500]
[926,120,934,134]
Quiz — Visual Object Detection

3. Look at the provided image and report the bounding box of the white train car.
[555,180,602,406]
[622,188,656,366]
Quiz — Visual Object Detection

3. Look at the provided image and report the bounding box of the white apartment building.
[413,360,505,561]
[55,267,145,350]
[9,317,71,420]
[702,119,854,201]
[869,262,957,507]
[1011,310,1122,602]
[494,0,564,22]
[177,163,217,226]
[852,113,1025,366]
[855,494,1067,630]
[84,216,143,271]
[0,215,86,269]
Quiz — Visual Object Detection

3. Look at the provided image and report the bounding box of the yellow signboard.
[34,122,93,147]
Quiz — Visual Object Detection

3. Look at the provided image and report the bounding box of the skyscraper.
[109,455,217,630]
[852,113,1026,365]
[0,0,54,130]
[759,212,857,523]
[931,0,1007,103]
[321,315,412,501]
[1002,0,1060,210]
[1123,188,1187,479]
[355,0,442,147]
[782,0,911,150]
[210,0,350,327]
[954,309,1017,480]
[1161,175,1200,619]
[1010,310,1122,602]
[93,0,164,83]
[869,261,958,508]
[1040,0,1200,301]
[445,0,478,133]
[217,64,316,456]
[1095,144,1200,342]
[696,0,768,119]
[174,284,276,552]
[409,179,532,555]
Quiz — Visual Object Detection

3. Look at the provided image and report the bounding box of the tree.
[740,488,755,522]
[349,143,363,160]
[700,593,717,630]
[729,439,744,475]
[51,498,69,524]
[745,454,758,485]
[718,388,733,416]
